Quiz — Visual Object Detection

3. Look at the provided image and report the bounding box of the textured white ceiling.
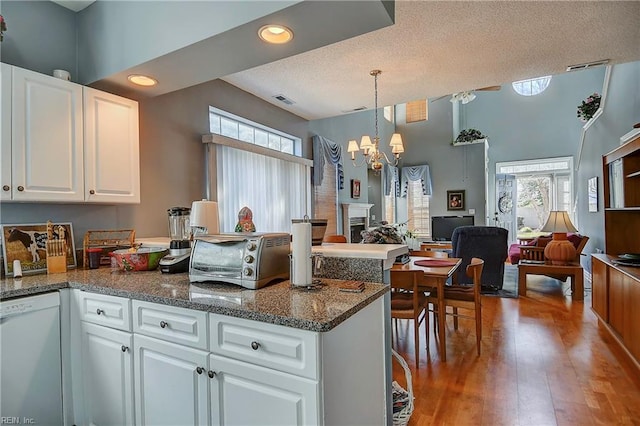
[223,1,640,120]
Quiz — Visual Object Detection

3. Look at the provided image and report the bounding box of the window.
[512,76,552,96]
[209,107,301,156]
[405,100,428,123]
[209,107,310,233]
[497,156,574,230]
[407,180,430,237]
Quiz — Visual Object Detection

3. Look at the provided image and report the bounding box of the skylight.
[512,76,552,96]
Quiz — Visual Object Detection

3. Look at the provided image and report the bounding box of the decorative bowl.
[110,247,168,271]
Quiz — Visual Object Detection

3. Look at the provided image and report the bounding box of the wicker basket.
[391,349,414,426]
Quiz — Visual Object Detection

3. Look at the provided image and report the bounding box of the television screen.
[431,216,475,241]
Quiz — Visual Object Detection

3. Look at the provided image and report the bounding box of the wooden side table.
[420,242,453,251]
[518,261,584,300]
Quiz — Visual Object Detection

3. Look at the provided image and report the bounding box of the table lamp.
[540,211,578,265]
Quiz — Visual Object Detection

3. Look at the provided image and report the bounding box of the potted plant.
[577,93,601,122]
[454,128,487,145]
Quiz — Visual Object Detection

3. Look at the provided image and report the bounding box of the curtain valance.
[400,165,433,197]
[312,135,344,190]
[383,165,400,197]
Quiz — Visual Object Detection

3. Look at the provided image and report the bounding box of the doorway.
[496,157,574,241]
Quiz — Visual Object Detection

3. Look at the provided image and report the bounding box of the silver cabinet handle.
[251,341,260,350]
[17,186,24,192]
[196,367,204,375]
[2,185,9,191]
[96,308,105,315]
[121,345,129,352]
[160,321,168,328]
[208,370,216,378]
[89,189,95,195]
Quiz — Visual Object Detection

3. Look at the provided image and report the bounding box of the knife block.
[46,240,68,274]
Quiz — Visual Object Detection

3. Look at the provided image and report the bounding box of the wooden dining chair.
[390,269,430,367]
[409,250,449,258]
[323,234,347,243]
[427,257,484,356]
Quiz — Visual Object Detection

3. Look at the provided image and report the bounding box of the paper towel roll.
[291,222,312,286]
[190,199,220,235]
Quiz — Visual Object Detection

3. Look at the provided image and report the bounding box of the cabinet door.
[12,66,84,201]
[210,354,319,426]
[81,322,134,426]
[1,63,11,200]
[84,87,140,203]
[623,274,640,360]
[591,257,608,321]
[609,268,626,337]
[134,334,209,426]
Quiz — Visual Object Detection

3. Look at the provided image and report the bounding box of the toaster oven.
[188,233,290,289]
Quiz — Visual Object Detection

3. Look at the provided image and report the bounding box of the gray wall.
[394,99,486,225]
[575,61,640,262]
[76,0,298,83]
[0,4,310,251]
[464,67,606,226]
[0,1,77,79]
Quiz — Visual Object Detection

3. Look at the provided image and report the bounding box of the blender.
[159,207,192,274]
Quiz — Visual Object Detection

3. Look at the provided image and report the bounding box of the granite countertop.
[0,268,388,332]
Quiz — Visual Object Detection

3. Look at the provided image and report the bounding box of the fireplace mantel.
[341,203,374,243]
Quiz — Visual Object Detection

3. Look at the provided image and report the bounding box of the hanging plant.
[577,92,601,122]
[454,128,487,144]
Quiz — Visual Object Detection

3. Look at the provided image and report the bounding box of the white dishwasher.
[0,292,63,425]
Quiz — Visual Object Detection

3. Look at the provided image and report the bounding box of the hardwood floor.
[391,274,640,425]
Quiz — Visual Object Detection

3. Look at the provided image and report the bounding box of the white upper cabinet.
[1,63,11,201]
[11,66,84,201]
[0,63,140,203]
[84,87,140,203]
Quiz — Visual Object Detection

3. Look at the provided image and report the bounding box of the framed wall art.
[351,179,361,199]
[588,176,598,212]
[447,190,465,211]
[1,223,76,277]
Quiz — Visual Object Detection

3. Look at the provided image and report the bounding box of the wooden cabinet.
[80,322,134,426]
[134,334,209,426]
[0,63,140,203]
[608,267,626,336]
[591,256,608,321]
[591,254,640,375]
[603,134,640,255]
[10,66,84,201]
[84,87,140,203]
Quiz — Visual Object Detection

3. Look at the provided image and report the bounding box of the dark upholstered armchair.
[451,226,509,290]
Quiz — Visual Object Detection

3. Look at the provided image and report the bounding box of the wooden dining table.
[391,256,462,362]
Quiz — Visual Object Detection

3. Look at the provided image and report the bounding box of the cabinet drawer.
[132,300,208,350]
[75,290,131,332]
[210,314,318,380]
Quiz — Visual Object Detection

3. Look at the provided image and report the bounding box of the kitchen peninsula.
[0,269,389,425]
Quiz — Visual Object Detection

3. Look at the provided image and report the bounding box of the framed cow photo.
[1,223,76,277]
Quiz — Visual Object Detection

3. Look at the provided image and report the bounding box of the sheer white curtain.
[216,145,309,233]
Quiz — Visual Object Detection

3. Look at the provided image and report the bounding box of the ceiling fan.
[430,85,501,104]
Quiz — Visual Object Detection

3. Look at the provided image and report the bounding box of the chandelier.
[347,70,404,172]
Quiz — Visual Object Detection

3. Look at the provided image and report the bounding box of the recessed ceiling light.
[127,74,158,87]
[258,25,293,44]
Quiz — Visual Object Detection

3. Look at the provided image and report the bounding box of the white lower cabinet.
[80,322,134,426]
[210,354,318,426]
[71,293,386,426]
[134,334,209,426]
